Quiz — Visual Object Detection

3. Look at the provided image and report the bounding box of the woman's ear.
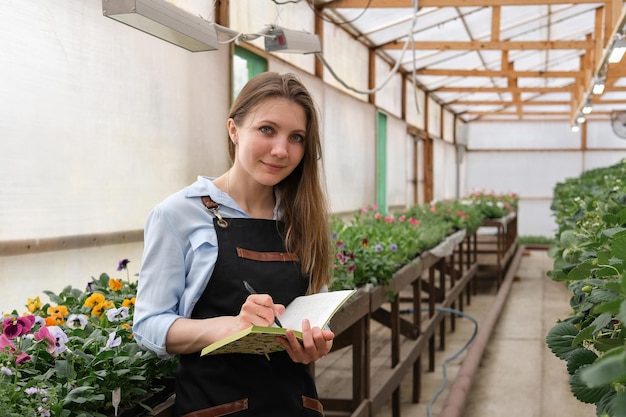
[227,119,238,144]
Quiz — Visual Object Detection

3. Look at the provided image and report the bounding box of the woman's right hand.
[235,294,285,330]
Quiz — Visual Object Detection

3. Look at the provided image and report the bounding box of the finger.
[273,304,286,319]
[300,319,320,359]
[281,330,308,364]
[311,327,334,356]
[241,296,275,326]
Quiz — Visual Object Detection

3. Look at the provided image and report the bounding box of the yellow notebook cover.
[201,289,356,356]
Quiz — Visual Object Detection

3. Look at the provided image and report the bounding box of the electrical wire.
[314,0,420,96]
[306,0,373,25]
[400,306,478,417]
[428,306,478,417]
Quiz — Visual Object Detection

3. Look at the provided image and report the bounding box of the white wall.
[1,1,231,312]
[465,120,626,237]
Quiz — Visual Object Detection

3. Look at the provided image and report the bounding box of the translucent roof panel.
[317,0,626,122]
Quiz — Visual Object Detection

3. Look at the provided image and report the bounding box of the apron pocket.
[181,398,248,417]
[302,396,324,416]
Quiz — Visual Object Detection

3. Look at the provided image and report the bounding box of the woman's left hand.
[277,319,334,364]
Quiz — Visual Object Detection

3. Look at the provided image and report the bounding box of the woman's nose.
[270,137,289,158]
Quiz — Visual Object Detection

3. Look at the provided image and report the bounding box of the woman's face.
[229,97,307,187]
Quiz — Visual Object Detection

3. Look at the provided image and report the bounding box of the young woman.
[133,72,333,417]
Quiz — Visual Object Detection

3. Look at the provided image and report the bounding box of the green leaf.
[611,391,626,417]
[54,359,74,380]
[561,230,582,248]
[612,235,626,262]
[568,260,595,280]
[593,298,623,315]
[566,348,598,375]
[596,391,616,417]
[594,338,626,353]
[580,350,626,386]
[617,299,626,325]
[589,313,613,334]
[588,289,621,304]
[546,322,580,360]
[573,325,595,345]
[570,365,613,403]
[597,266,619,278]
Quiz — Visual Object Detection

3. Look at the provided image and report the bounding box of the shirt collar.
[185,175,282,219]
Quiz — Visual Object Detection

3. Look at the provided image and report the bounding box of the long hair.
[227,72,331,293]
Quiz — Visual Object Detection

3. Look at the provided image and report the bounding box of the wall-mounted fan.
[610,111,626,139]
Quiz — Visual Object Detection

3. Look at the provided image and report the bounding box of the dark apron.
[175,214,324,417]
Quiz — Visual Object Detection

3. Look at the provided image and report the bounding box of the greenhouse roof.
[315,0,626,124]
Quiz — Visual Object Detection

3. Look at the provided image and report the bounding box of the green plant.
[546,159,626,417]
[518,235,556,245]
[0,260,178,417]
[462,190,518,219]
[329,199,493,290]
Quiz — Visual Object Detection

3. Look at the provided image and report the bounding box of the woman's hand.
[278,319,334,364]
[165,294,285,355]
[234,294,285,331]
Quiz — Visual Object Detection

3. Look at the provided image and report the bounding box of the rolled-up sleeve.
[133,205,189,358]
[132,177,244,358]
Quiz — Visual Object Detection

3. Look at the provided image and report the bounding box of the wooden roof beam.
[416,68,582,77]
[449,100,571,105]
[434,86,574,93]
[383,40,594,50]
[325,0,608,8]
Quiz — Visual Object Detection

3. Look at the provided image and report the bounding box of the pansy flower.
[117,259,130,271]
[106,306,129,322]
[16,351,31,366]
[84,292,105,308]
[34,326,57,355]
[122,297,136,308]
[109,278,123,292]
[0,333,16,352]
[27,296,43,313]
[101,331,122,351]
[2,315,36,338]
[47,326,69,355]
[66,314,89,329]
[91,300,114,317]
[46,305,69,318]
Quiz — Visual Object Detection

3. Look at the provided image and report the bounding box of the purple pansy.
[117,259,130,271]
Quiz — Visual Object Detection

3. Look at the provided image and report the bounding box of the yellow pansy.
[47,305,69,318]
[122,297,136,308]
[27,296,43,313]
[109,278,123,292]
[84,293,105,308]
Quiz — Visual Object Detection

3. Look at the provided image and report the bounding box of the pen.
[243,280,283,328]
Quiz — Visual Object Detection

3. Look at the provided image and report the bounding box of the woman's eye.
[260,126,273,134]
[291,134,304,142]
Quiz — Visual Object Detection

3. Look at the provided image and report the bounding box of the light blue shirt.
[132,176,279,358]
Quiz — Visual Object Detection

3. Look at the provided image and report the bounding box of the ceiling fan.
[611,111,626,139]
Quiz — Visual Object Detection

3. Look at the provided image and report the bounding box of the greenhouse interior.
[1,0,626,416]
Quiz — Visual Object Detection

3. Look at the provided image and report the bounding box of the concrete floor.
[375,249,596,417]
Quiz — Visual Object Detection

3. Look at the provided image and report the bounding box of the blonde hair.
[227,72,331,293]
